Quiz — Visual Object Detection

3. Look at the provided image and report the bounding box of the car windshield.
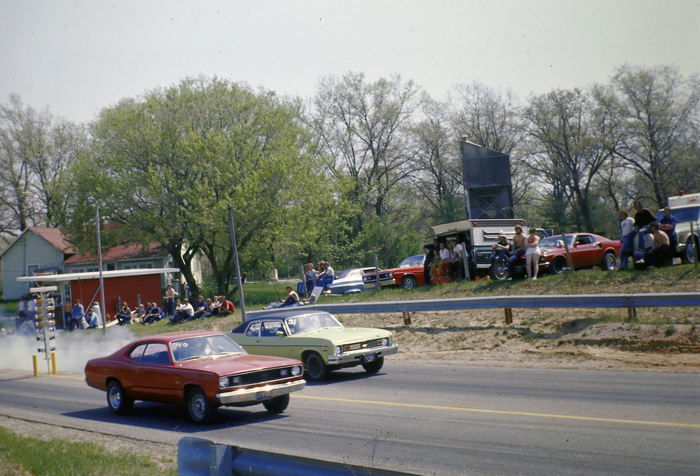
[285,312,343,335]
[540,236,573,248]
[657,207,700,223]
[335,269,353,279]
[172,334,245,362]
[398,255,424,267]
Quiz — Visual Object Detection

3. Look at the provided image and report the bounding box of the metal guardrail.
[178,437,415,476]
[247,293,700,324]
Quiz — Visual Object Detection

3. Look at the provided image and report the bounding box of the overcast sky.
[1,0,699,124]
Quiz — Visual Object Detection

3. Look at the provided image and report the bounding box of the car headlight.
[291,365,302,376]
[280,368,289,376]
[334,345,342,355]
[219,377,229,389]
[381,337,389,346]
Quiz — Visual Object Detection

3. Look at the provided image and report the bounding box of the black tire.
[187,387,215,424]
[602,251,616,271]
[401,276,417,290]
[262,394,290,414]
[362,356,384,373]
[304,353,328,381]
[550,257,566,275]
[106,380,133,415]
[683,238,697,264]
[489,259,510,281]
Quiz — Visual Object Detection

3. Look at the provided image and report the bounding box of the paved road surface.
[1,363,698,475]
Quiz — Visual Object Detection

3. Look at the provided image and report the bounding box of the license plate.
[363,354,376,363]
[256,392,268,401]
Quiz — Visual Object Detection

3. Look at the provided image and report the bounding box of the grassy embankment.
[0,426,176,476]
[127,264,700,337]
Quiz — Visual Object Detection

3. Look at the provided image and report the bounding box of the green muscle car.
[230,311,398,381]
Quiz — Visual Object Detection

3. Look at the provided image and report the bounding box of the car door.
[255,320,297,358]
[571,234,598,267]
[134,342,181,402]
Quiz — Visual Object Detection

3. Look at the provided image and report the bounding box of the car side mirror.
[275,330,285,337]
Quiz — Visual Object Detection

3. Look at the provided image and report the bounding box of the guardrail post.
[402,311,412,326]
[627,306,637,321]
[504,307,513,325]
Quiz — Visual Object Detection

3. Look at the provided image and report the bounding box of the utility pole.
[228,205,246,323]
[96,207,107,335]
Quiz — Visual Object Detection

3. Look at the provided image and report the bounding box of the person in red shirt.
[214,295,235,315]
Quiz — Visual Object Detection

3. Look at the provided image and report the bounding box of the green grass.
[65,264,700,338]
[0,426,176,476]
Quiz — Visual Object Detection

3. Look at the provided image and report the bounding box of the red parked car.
[539,233,621,274]
[84,331,305,423]
[363,254,427,290]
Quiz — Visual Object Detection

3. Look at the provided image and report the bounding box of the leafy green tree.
[67,78,317,295]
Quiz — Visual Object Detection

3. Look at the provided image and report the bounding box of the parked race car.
[362,254,426,290]
[231,311,398,381]
[84,331,305,423]
[490,232,621,280]
[326,267,380,295]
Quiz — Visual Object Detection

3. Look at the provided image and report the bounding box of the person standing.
[92,301,103,328]
[71,300,85,331]
[633,201,656,250]
[509,226,527,275]
[525,228,541,280]
[163,284,178,319]
[659,207,678,255]
[618,210,635,270]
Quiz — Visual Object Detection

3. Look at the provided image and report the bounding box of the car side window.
[129,344,147,362]
[577,235,594,245]
[141,343,170,365]
[246,322,260,337]
[261,320,284,337]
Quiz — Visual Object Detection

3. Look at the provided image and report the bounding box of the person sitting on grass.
[142,302,164,324]
[170,299,194,323]
[131,303,147,324]
[264,286,300,310]
[187,295,207,321]
[116,302,132,325]
[637,223,671,268]
[213,295,236,316]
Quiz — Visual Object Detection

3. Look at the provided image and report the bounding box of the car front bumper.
[327,344,399,365]
[216,379,306,405]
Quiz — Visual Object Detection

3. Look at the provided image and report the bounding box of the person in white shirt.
[618,210,635,270]
[171,299,194,323]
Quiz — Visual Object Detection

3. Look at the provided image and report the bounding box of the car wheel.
[106,380,133,414]
[401,276,417,290]
[489,260,510,281]
[262,394,290,414]
[187,387,214,424]
[602,251,616,271]
[362,356,384,373]
[683,238,697,264]
[550,257,566,274]
[304,352,328,381]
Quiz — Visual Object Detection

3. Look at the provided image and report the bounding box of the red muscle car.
[363,254,426,290]
[539,233,621,273]
[84,331,305,423]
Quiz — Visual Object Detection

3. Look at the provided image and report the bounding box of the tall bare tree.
[309,72,420,219]
[451,82,530,205]
[524,89,614,231]
[0,94,85,236]
[602,65,700,207]
[408,94,463,222]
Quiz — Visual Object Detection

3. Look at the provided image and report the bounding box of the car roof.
[232,310,334,332]
[131,330,223,345]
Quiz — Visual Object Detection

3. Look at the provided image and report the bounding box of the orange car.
[85,331,305,423]
[539,233,622,274]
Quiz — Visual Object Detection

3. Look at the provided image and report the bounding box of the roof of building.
[29,227,74,254]
[64,241,166,264]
